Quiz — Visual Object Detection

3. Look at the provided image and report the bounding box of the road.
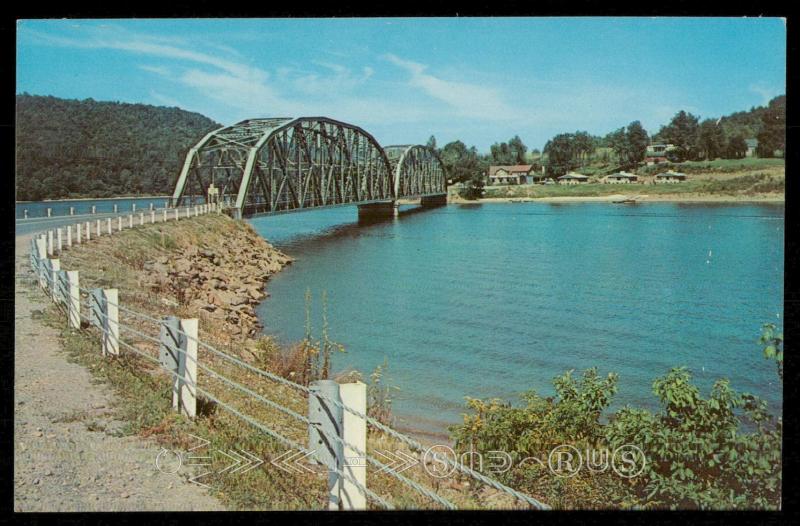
[13,232,225,511]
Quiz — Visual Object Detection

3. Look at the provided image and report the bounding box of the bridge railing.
[20,204,548,511]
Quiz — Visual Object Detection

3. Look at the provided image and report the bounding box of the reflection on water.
[249,202,784,435]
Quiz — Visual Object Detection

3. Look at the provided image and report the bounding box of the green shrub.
[449,330,782,510]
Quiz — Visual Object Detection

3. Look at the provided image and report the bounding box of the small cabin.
[488,165,535,185]
[605,172,638,184]
[654,171,687,184]
[557,172,589,185]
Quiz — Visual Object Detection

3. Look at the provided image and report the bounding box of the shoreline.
[450,193,785,204]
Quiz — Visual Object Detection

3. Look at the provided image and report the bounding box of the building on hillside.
[644,143,675,166]
[604,171,639,184]
[654,170,687,184]
[488,165,535,185]
[746,138,758,157]
[557,172,590,185]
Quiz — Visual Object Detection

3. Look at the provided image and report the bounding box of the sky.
[16,18,786,153]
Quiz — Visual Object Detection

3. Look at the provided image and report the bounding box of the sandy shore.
[451,193,784,204]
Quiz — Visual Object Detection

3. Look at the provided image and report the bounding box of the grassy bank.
[466,167,784,201]
[38,213,523,510]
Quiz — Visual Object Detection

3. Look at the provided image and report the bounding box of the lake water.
[15,196,172,219]
[250,202,784,436]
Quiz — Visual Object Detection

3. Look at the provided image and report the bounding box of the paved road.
[14,233,225,511]
[16,210,167,237]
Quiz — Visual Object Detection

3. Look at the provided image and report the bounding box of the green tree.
[543,133,578,177]
[626,121,650,167]
[426,135,438,152]
[508,135,528,164]
[756,96,785,157]
[697,119,726,160]
[441,140,485,199]
[490,135,527,165]
[659,111,700,161]
[725,135,748,159]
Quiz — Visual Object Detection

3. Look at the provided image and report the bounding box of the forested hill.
[16,94,221,201]
[718,95,785,141]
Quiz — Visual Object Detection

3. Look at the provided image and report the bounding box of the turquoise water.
[16,197,172,219]
[251,202,784,435]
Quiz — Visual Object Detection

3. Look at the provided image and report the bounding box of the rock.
[230,295,249,306]
[173,259,192,273]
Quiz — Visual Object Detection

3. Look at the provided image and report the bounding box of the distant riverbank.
[452,192,785,204]
[451,166,784,204]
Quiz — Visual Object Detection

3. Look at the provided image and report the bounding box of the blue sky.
[17,18,786,152]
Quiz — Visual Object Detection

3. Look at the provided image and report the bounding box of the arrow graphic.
[231,449,264,475]
[375,449,419,474]
[217,449,246,474]
[186,433,210,452]
[271,449,316,474]
[187,470,213,488]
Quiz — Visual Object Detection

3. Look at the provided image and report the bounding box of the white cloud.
[749,83,779,105]
[382,53,515,120]
[139,64,171,77]
[148,90,182,108]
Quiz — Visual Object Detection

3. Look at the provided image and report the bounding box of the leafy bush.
[449,330,782,509]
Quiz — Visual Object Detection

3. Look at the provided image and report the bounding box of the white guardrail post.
[47,230,54,256]
[128,215,133,229]
[159,316,198,419]
[49,259,60,302]
[36,237,47,289]
[56,269,68,306]
[85,221,91,241]
[67,271,80,329]
[66,225,72,248]
[339,382,368,510]
[309,380,344,510]
[56,228,62,254]
[107,218,112,235]
[309,380,369,510]
[102,289,119,356]
[76,223,82,244]
[178,318,198,418]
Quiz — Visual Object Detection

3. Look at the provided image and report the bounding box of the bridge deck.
[240,193,447,219]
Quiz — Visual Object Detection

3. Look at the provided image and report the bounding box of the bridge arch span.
[172,117,395,217]
[384,144,447,199]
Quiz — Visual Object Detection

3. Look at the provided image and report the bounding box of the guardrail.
[17,199,176,220]
[21,200,549,511]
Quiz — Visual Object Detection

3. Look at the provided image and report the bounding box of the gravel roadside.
[14,233,225,512]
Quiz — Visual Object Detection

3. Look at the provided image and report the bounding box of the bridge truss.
[172,117,447,218]
[384,145,447,198]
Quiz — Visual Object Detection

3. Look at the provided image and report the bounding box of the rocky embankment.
[140,226,292,339]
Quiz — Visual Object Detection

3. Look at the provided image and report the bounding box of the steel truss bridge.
[171,117,447,219]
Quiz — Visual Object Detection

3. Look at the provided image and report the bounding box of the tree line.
[426,94,783,198]
[16,94,221,201]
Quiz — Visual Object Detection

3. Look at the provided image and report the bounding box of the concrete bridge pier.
[420,194,448,208]
[357,201,398,220]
